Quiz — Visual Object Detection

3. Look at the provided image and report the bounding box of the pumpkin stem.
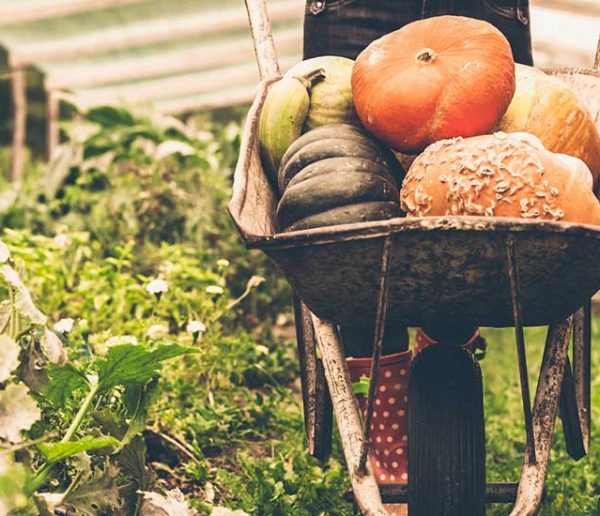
[416,48,436,63]
[296,68,326,90]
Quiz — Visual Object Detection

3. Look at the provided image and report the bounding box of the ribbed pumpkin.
[496,64,600,190]
[351,15,516,153]
[276,124,404,231]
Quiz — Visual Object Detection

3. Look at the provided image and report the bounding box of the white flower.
[146,278,168,296]
[205,285,224,295]
[216,259,230,269]
[186,320,206,334]
[105,335,138,347]
[52,234,70,248]
[147,324,169,340]
[53,317,75,334]
[0,336,20,383]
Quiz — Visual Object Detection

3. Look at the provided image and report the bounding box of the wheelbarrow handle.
[244,0,281,81]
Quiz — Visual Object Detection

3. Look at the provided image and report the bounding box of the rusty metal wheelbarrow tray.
[229,79,600,330]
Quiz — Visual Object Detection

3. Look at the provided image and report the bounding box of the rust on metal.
[310,314,388,516]
[573,302,591,451]
[293,296,332,460]
[506,236,536,465]
[511,317,573,516]
[358,234,394,474]
[345,482,519,504]
[560,303,591,459]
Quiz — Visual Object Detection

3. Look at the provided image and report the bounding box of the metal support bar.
[345,482,520,504]
[506,237,536,465]
[311,314,387,516]
[10,67,26,185]
[573,302,591,450]
[359,234,394,474]
[293,296,332,461]
[559,303,591,459]
[559,357,586,459]
[510,317,573,516]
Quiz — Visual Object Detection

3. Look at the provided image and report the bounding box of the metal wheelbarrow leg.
[511,317,573,516]
[293,295,333,460]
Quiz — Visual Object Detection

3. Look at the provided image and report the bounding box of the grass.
[484,322,600,515]
[157,311,600,514]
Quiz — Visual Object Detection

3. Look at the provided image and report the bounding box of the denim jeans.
[303,0,533,65]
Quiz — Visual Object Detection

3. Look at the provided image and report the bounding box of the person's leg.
[303,0,421,60]
[422,0,533,65]
[304,0,533,65]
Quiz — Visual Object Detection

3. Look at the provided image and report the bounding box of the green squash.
[285,202,402,232]
[285,56,359,130]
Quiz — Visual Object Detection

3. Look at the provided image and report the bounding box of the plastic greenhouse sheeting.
[0,0,303,114]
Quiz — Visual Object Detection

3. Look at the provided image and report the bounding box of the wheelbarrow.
[229,1,600,514]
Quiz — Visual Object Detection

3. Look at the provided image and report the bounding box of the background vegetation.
[0,106,598,515]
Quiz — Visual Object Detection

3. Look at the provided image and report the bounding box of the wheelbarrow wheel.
[408,345,486,516]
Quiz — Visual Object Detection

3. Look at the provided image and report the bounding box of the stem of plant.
[27,379,99,494]
[9,288,16,339]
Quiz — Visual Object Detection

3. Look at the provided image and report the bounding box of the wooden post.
[10,67,26,185]
[46,89,60,161]
[244,0,280,81]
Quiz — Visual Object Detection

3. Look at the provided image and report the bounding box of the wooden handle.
[594,34,600,70]
[244,0,281,81]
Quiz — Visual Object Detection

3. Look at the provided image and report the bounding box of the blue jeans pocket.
[483,0,529,24]
[306,0,357,16]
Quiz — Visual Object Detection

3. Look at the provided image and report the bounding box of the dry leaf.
[41,328,67,365]
[0,336,20,383]
[139,488,194,516]
[0,383,41,442]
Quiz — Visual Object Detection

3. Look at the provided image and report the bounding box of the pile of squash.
[258,15,600,232]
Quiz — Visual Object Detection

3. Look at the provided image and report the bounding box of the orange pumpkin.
[351,15,516,153]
